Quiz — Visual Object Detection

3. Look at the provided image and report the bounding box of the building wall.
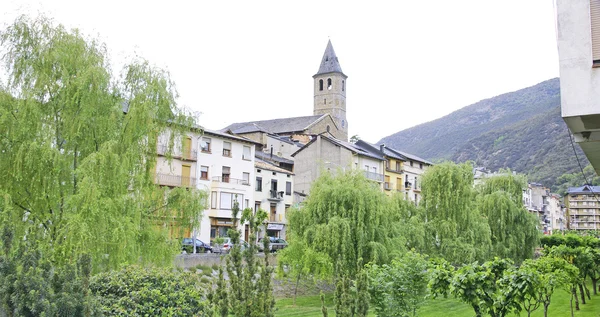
[195,134,256,242]
[265,135,299,160]
[384,158,405,195]
[565,193,600,230]
[556,0,600,172]
[306,116,346,141]
[403,160,429,205]
[254,167,294,239]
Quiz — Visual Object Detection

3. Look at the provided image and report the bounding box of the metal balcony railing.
[155,173,196,188]
[385,167,404,174]
[269,190,284,201]
[364,171,384,182]
[384,182,394,191]
[156,144,197,161]
[212,176,250,186]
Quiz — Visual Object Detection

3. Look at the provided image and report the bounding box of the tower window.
[326,125,331,132]
[327,78,332,90]
[319,79,323,91]
[342,80,345,91]
[342,120,345,128]
[324,98,326,104]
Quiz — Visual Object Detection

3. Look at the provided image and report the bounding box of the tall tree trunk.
[593,279,598,296]
[584,283,591,300]
[578,283,586,304]
[293,274,301,306]
[543,302,550,317]
[572,286,580,311]
[570,292,574,317]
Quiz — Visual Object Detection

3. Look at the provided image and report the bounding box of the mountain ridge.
[377,78,587,190]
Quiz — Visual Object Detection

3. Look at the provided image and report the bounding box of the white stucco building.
[195,129,260,243]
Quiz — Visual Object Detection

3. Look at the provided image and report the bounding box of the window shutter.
[591,0,600,63]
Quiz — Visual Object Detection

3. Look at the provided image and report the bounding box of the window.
[200,166,209,180]
[396,161,401,171]
[255,201,261,212]
[243,172,250,185]
[319,79,323,91]
[410,161,414,167]
[245,199,249,209]
[327,78,332,90]
[220,192,243,210]
[256,177,262,191]
[324,98,326,104]
[419,163,423,169]
[372,167,377,174]
[220,192,232,210]
[342,80,345,91]
[211,191,217,209]
[222,166,230,183]
[243,146,251,160]
[365,165,369,171]
[385,160,390,169]
[201,137,211,153]
[286,181,292,195]
[342,119,345,128]
[414,177,418,189]
[223,142,231,157]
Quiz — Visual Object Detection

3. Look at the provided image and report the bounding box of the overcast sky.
[2,0,559,143]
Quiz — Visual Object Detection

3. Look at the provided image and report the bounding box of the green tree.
[420,162,492,264]
[0,16,206,271]
[367,251,430,317]
[213,199,274,317]
[511,257,579,317]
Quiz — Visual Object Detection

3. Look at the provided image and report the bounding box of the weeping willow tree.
[0,16,206,271]
[476,173,539,262]
[420,162,491,264]
[286,170,403,279]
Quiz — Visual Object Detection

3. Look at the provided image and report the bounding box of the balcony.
[156,144,197,161]
[385,167,404,174]
[155,173,196,188]
[364,171,384,182]
[384,182,394,191]
[211,176,250,186]
[268,190,284,202]
[405,181,412,189]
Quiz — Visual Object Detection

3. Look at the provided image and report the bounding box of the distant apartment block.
[565,185,600,231]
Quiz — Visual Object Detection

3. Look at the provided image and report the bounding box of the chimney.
[380,144,385,152]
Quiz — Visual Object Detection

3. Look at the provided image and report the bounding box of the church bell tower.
[313,40,348,141]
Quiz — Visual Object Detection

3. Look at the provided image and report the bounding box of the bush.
[90,265,212,316]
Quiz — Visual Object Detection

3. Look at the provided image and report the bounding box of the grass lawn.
[275,289,600,317]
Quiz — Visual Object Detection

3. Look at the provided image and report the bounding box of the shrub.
[91,265,212,316]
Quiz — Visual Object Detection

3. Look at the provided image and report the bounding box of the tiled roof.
[315,40,345,76]
[255,150,294,165]
[567,185,600,195]
[384,147,433,165]
[223,114,327,135]
[292,134,384,161]
[255,158,294,175]
[203,129,261,145]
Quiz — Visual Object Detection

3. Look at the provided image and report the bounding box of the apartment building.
[196,130,260,242]
[254,158,294,239]
[565,185,600,231]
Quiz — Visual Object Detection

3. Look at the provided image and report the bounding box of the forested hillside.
[378,78,589,190]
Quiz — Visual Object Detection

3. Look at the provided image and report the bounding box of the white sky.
[2,0,559,143]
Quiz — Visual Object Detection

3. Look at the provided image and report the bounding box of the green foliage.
[287,171,403,279]
[0,226,99,316]
[420,162,492,264]
[211,199,274,317]
[354,259,370,317]
[90,265,211,316]
[0,15,206,271]
[555,165,600,196]
[367,251,430,317]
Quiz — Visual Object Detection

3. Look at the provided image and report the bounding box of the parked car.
[257,237,288,253]
[211,237,249,254]
[181,238,213,254]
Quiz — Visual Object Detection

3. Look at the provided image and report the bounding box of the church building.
[222,40,349,144]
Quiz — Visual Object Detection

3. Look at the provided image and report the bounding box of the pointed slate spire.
[315,40,344,76]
